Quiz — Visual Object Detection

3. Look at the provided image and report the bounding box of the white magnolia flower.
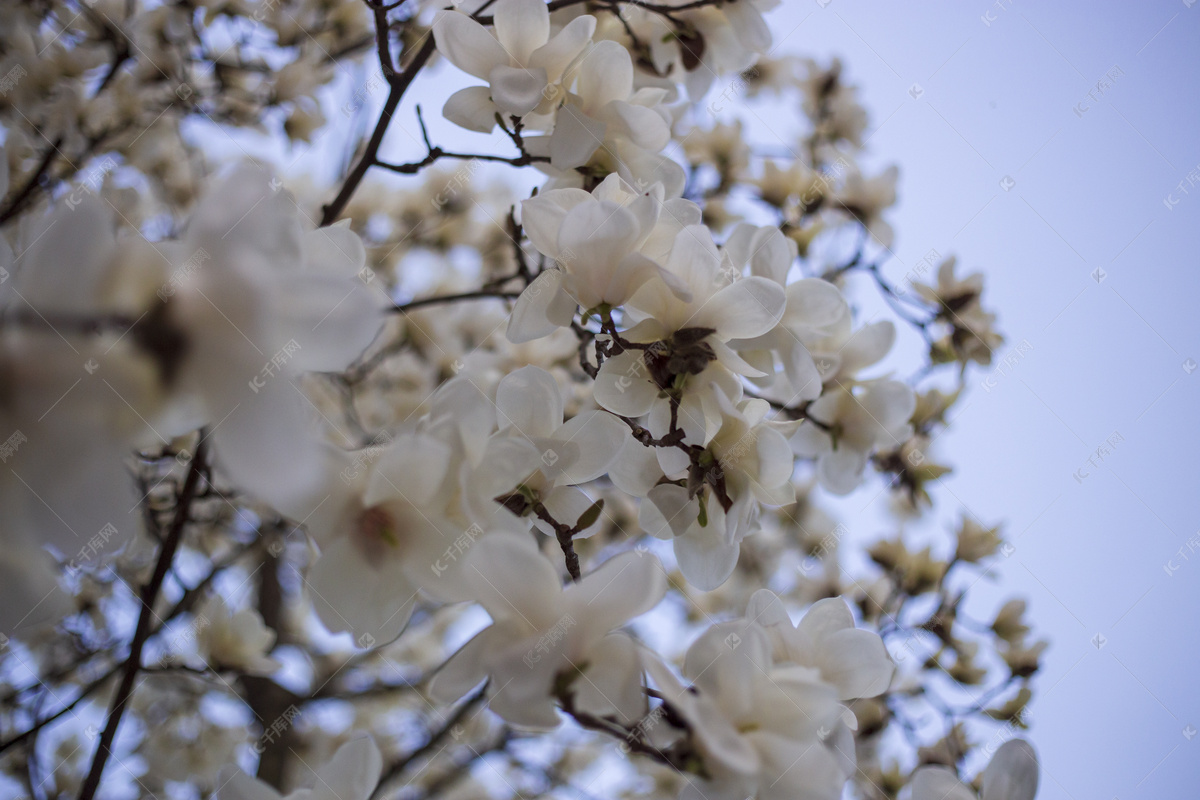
[219,736,382,800]
[522,40,682,193]
[832,165,898,248]
[508,176,691,343]
[791,380,916,495]
[162,165,384,513]
[745,590,893,700]
[643,619,852,800]
[622,225,786,366]
[429,534,667,728]
[911,739,1039,800]
[718,224,848,403]
[432,0,596,130]
[301,431,467,644]
[462,366,625,536]
[196,596,279,675]
[807,315,897,386]
[0,188,168,565]
[638,396,796,590]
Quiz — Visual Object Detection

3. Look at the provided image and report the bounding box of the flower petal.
[694,277,786,340]
[443,86,499,133]
[493,0,549,63]
[489,64,548,116]
[507,268,577,343]
[496,364,563,438]
[432,11,508,80]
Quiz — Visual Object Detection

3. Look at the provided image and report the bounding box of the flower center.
[355,505,401,559]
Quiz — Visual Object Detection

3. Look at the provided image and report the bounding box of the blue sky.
[758,1,1200,797]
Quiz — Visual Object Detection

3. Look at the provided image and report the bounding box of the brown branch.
[391,289,521,314]
[77,436,208,800]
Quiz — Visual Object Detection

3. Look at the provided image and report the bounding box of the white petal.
[674,513,739,591]
[593,351,657,417]
[911,767,975,800]
[577,40,633,107]
[817,448,868,495]
[507,268,576,343]
[521,188,591,257]
[982,740,1039,800]
[557,200,641,275]
[319,737,383,800]
[529,15,596,82]
[428,630,492,703]
[489,64,548,116]
[443,86,499,133]
[217,769,282,800]
[493,0,549,63]
[282,274,383,372]
[784,278,846,329]
[754,426,795,492]
[841,320,895,373]
[820,628,894,699]
[432,11,508,80]
[365,433,452,507]
[538,484,597,536]
[723,0,771,52]
[308,537,415,643]
[496,364,563,438]
[550,104,607,170]
[554,410,625,484]
[694,277,786,340]
[464,534,562,627]
[609,433,663,497]
[640,483,698,539]
[572,634,646,724]
[566,549,667,641]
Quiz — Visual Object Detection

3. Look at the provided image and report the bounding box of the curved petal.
[557,200,641,274]
[550,104,606,170]
[464,534,562,627]
[428,629,493,704]
[911,767,975,800]
[784,278,847,330]
[554,410,626,484]
[507,268,577,343]
[521,188,592,257]
[365,433,452,507]
[640,483,698,539]
[593,351,657,417]
[982,740,1039,800]
[820,628,894,699]
[496,364,563,438]
[443,86,499,133]
[489,64,548,116]
[432,11,508,80]
[817,448,868,495]
[609,432,662,497]
[577,40,633,108]
[674,514,739,591]
[694,276,786,340]
[493,0,549,63]
[566,549,667,640]
[529,15,596,81]
[319,737,383,800]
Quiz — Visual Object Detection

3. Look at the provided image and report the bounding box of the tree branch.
[77,436,208,800]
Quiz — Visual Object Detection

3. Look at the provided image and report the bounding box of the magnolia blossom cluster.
[0,1,1031,799]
